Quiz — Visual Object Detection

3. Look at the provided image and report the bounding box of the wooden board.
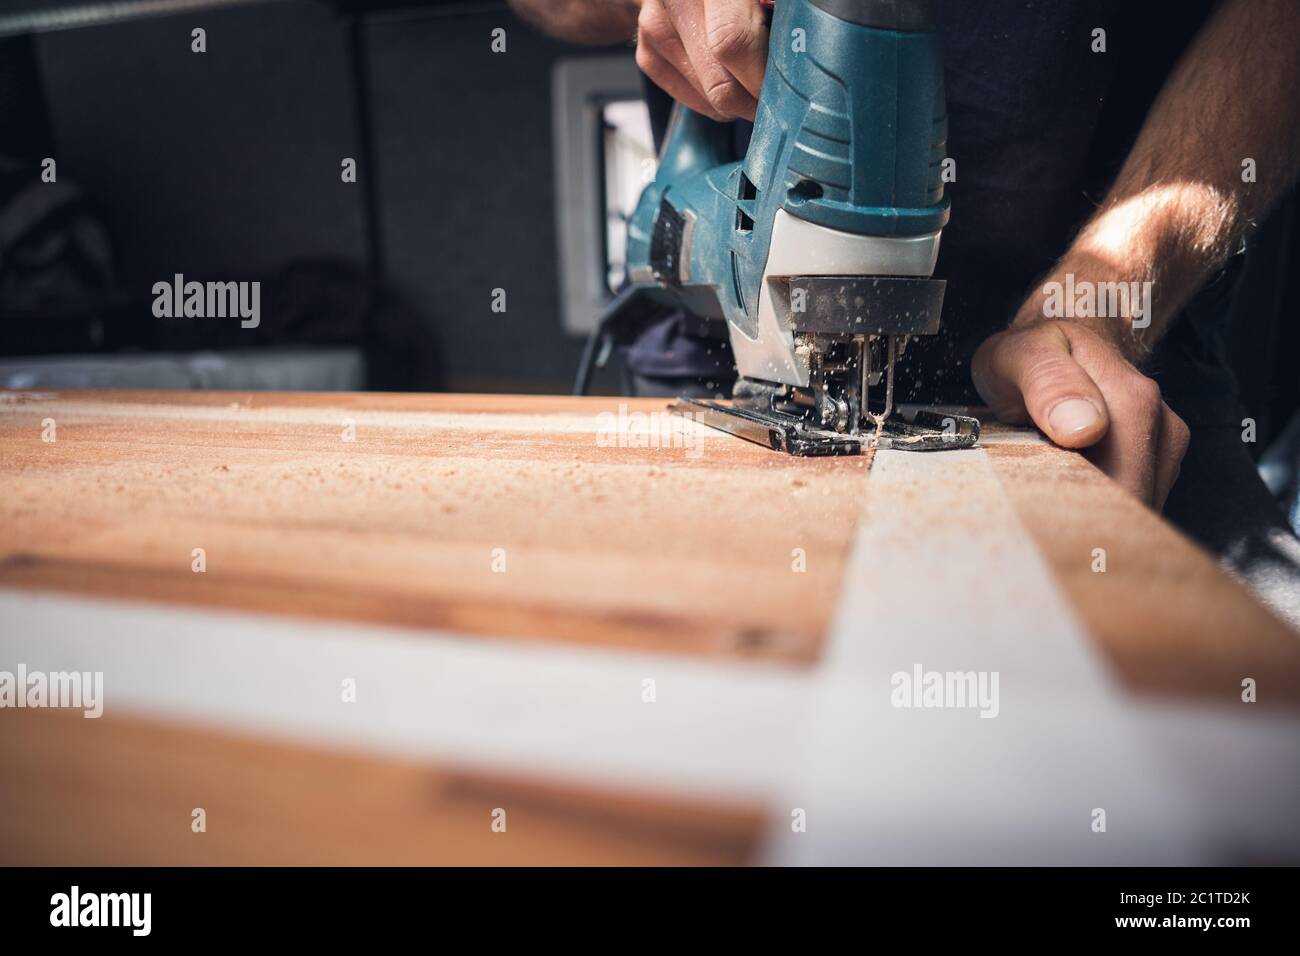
[1,389,1297,866]
[985,439,1300,705]
[0,709,760,866]
[0,390,869,665]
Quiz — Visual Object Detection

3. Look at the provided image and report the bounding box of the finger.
[635,14,726,120]
[1152,403,1190,510]
[661,0,760,119]
[639,0,712,93]
[1064,332,1164,505]
[1077,380,1160,505]
[636,42,722,120]
[971,324,1110,448]
[704,0,769,98]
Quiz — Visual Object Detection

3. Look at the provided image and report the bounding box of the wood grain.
[3,388,1299,866]
[0,709,759,866]
[3,389,1296,691]
[0,389,870,664]
[987,440,1300,706]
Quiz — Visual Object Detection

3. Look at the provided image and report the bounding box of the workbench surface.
[2,389,1297,865]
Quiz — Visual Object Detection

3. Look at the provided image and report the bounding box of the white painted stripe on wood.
[0,588,813,803]
[762,447,1211,864]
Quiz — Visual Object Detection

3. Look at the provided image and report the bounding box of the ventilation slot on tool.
[735,172,758,233]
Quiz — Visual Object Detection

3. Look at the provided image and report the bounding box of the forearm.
[1014,0,1300,362]
[507,0,640,45]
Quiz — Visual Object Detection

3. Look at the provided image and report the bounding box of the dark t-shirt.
[630,0,1239,423]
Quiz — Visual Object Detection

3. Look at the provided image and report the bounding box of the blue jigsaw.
[576,0,979,456]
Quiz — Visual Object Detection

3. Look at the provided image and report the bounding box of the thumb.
[972,323,1111,449]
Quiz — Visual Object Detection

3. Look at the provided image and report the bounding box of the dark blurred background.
[0,0,650,393]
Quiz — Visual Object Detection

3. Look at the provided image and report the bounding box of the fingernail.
[1048,398,1101,437]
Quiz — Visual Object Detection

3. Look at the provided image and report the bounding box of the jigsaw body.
[580,0,978,455]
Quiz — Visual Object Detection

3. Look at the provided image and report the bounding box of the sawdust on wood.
[0,391,874,664]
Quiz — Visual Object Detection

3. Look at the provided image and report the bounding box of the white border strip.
[0,589,813,804]
[763,448,1212,864]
